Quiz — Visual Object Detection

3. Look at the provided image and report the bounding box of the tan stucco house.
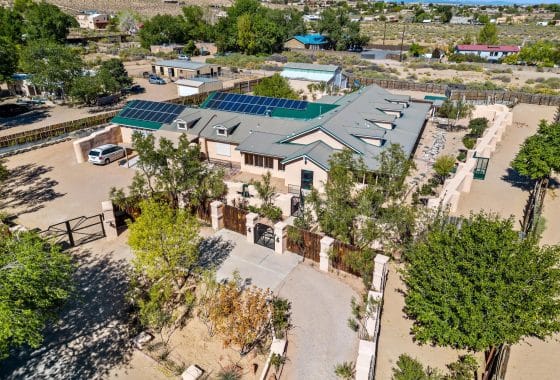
[152,60,222,80]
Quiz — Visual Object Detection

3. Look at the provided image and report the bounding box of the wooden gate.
[223,205,248,235]
[331,240,362,277]
[287,226,321,262]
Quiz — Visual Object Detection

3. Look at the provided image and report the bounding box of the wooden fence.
[347,77,448,94]
[223,204,248,235]
[286,226,322,263]
[0,111,118,149]
[521,177,548,236]
[331,240,362,277]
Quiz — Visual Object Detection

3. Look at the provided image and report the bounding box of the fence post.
[319,236,334,272]
[246,212,259,244]
[101,200,118,241]
[274,221,287,254]
[372,254,390,292]
[210,200,224,231]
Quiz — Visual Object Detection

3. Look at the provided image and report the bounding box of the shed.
[152,60,221,79]
[284,34,329,51]
[176,78,223,97]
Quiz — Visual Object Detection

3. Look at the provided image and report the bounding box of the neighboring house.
[449,16,473,25]
[284,34,329,51]
[112,85,431,194]
[281,63,348,96]
[150,44,185,54]
[176,77,222,97]
[454,44,520,62]
[76,13,109,30]
[152,60,222,79]
[8,74,38,97]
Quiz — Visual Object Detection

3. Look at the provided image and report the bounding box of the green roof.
[111,116,162,130]
[271,102,338,120]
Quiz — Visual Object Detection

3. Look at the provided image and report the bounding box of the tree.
[22,0,77,43]
[251,171,282,222]
[98,58,132,90]
[511,121,560,181]
[409,42,425,57]
[69,76,104,105]
[0,7,23,44]
[128,199,200,335]
[403,212,560,353]
[433,155,456,184]
[392,354,478,380]
[392,354,439,380]
[0,232,73,358]
[0,37,17,83]
[253,73,299,99]
[20,40,84,97]
[437,100,473,128]
[317,7,368,50]
[477,22,498,44]
[139,14,188,49]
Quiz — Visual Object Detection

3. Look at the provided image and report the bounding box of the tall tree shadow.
[501,168,560,191]
[0,248,135,379]
[1,163,65,216]
[198,235,234,270]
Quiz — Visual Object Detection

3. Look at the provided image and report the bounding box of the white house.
[454,44,520,62]
[76,13,109,30]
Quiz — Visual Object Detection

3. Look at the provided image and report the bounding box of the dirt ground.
[2,140,136,229]
[452,104,558,226]
[375,263,483,379]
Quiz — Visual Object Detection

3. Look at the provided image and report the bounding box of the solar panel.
[117,100,186,126]
[203,92,308,116]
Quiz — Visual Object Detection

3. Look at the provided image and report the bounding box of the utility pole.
[399,25,406,62]
[382,21,387,47]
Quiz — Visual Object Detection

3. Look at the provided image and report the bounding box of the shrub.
[468,117,489,138]
[462,136,476,149]
[260,204,282,222]
[457,151,467,162]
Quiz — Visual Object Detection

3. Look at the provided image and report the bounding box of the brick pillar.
[210,200,224,231]
[372,254,390,292]
[101,200,118,241]
[274,221,287,254]
[319,236,334,272]
[245,212,259,244]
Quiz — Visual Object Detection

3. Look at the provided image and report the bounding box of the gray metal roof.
[157,84,430,171]
[154,60,212,70]
[283,62,340,72]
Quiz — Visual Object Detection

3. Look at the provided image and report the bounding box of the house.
[176,77,222,97]
[152,60,222,80]
[284,34,329,51]
[112,85,431,194]
[76,13,109,30]
[449,16,473,25]
[150,44,185,54]
[281,63,348,96]
[454,45,520,62]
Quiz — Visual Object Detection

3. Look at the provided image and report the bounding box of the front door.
[301,170,314,190]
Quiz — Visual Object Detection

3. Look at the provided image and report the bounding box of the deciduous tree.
[433,155,456,184]
[477,22,498,44]
[253,73,299,99]
[22,0,77,43]
[403,212,560,353]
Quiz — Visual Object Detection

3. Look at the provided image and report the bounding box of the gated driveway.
[213,229,359,379]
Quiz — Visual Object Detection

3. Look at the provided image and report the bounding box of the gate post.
[274,221,287,254]
[101,200,118,241]
[319,236,334,272]
[246,212,259,244]
[372,254,390,292]
[210,200,224,231]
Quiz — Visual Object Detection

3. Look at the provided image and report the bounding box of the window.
[301,170,314,190]
[215,142,231,157]
[216,127,227,136]
[278,160,285,171]
[177,121,187,130]
[244,153,273,168]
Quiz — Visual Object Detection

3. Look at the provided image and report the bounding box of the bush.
[457,151,467,162]
[462,136,476,149]
[448,53,487,63]
[468,117,489,138]
[260,204,282,222]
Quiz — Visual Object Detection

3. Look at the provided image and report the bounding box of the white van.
[88,144,125,165]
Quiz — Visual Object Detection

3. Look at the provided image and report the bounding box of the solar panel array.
[119,100,186,124]
[203,92,308,116]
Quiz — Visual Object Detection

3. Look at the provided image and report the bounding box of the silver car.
[88,144,125,165]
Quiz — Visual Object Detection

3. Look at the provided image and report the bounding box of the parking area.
[2,140,135,230]
[214,228,360,380]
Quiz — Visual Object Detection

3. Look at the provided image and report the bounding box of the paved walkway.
[277,264,359,380]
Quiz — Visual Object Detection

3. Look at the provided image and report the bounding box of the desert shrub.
[448,53,487,63]
[468,117,489,138]
[457,151,467,162]
[462,136,476,149]
[492,75,512,83]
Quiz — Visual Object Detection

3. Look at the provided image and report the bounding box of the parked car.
[88,144,126,165]
[121,84,145,95]
[148,76,166,85]
[178,54,191,60]
[142,71,152,79]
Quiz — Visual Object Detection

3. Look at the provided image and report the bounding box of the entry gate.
[254,223,275,250]
[40,214,106,249]
[474,154,489,180]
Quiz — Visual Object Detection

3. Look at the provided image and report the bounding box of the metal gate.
[40,214,106,249]
[254,223,275,250]
[474,155,489,180]
[290,196,301,216]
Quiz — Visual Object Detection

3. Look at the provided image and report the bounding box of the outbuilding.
[284,34,329,51]
[176,77,223,97]
[152,60,222,80]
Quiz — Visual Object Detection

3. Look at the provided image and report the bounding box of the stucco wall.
[73,125,123,163]
[284,157,328,193]
[204,139,242,164]
[289,130,345,149]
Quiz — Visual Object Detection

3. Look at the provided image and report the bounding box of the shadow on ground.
[0,163,65,217]
[0,248,135,380]
[0,107,51,128]
[502,168,560,191]
[198,235,234,270]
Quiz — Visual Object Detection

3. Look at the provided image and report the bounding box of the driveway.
[214,229,360,379]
